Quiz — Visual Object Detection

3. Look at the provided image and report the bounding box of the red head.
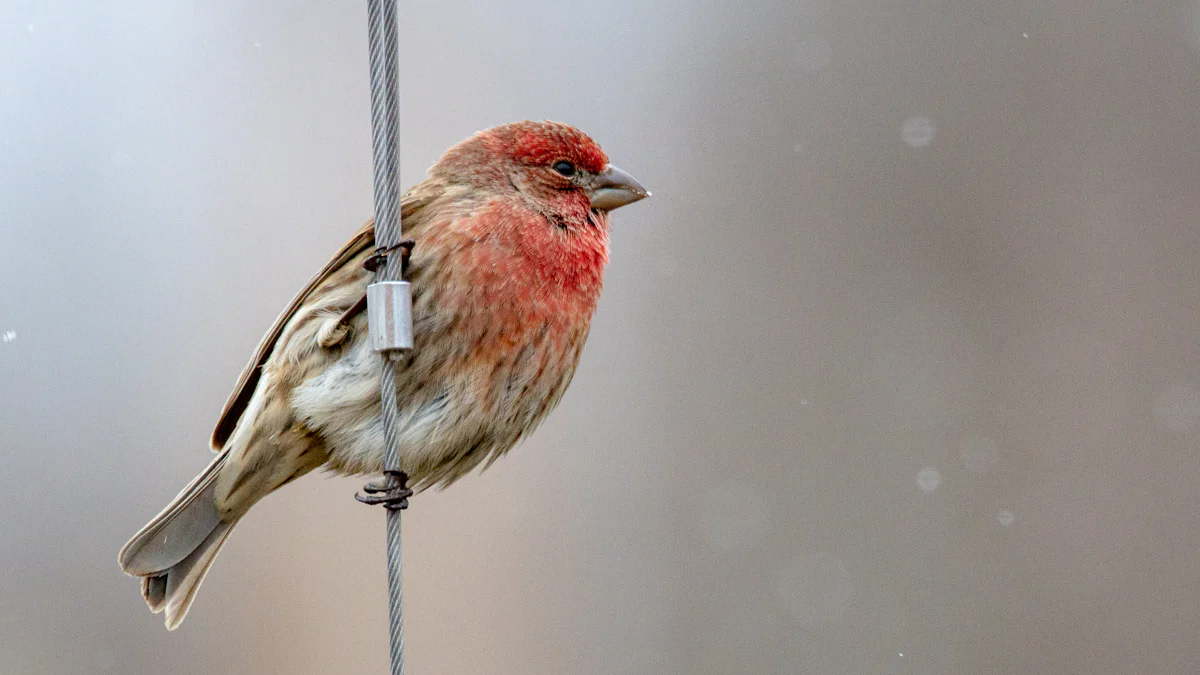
[424,121,649,324]
[478,120,610,175]
[432,120,648,230]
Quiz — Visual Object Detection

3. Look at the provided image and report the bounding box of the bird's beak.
[589,164,650,211]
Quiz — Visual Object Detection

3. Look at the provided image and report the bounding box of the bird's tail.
[118,450,240,630]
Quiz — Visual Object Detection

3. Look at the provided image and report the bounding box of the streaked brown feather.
[210,189,438,451]
[120,120,629,631]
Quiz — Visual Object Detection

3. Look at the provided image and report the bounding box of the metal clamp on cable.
[367,281,414,351]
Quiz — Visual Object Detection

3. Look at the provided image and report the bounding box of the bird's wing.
[209,188,438,451]
[209,221,375,450]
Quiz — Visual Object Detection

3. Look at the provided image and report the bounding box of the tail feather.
[152,519,237,629]
[119,452,227,575]
[142,575,168,613]
[119,450,239,629]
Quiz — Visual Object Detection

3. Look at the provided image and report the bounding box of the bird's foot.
[355,470,413,510]
[363,239,414,275]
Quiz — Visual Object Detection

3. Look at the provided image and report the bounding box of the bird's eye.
[553,161,576,177]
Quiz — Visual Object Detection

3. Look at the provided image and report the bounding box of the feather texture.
[119,120,633,629]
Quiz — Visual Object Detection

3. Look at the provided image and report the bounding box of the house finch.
[117,120,649,630]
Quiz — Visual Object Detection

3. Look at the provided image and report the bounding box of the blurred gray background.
[3,0,1200,673]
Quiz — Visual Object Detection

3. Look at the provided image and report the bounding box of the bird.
[117,120,649,629]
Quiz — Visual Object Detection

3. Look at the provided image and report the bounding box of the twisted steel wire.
[366,0,407,673]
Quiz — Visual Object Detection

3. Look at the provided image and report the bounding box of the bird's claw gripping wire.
[356,470,413,510]
[353,240,415,507]
[326,239,415,339]
[363,239,414,275]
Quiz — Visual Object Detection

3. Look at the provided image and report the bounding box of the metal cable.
[365,0,407,673]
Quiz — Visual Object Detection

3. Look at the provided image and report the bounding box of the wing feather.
[210,186,438,451]
[209,222,374,450]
